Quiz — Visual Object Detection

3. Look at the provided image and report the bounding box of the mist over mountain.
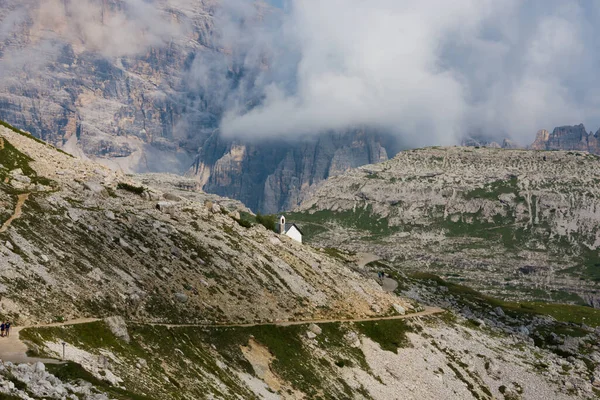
[2,0,600,212]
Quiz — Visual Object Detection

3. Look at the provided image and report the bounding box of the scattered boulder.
[105,316,130,343]
[171,247,182,258]
[104,210,116,220]
[156,201,177,213]
[211,203,221,214]
[308,323,322,335]
[83,181,106,195]
[5,241,14,251]
[67,208,82,222]
[34,362,45,373]
[393,304,406,315]
[517,326,530,336]
[163,193,182,202]
[306,331,317,339]
[343,331,361,347]
[174,293,188,303]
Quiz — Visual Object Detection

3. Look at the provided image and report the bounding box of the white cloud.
[214,0,600,144]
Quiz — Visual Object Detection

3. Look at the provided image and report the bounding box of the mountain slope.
[2,124,600,399]
[0,121,404,325]
[290,146,600,306]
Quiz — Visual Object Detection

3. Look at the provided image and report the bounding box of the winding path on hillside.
[0,193,29,233]
[0,308,444,364]
[149,306,444,329]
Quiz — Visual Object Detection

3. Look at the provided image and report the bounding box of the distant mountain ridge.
[530,124,600,153]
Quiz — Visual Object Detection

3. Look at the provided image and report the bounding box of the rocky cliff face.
[0,0,398,213]
[529,124,600,153]
[192,129,392,212]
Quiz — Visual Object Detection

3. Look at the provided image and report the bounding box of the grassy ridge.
[408,272,600,327]
[0,119,72,157]
[21,318,415,399]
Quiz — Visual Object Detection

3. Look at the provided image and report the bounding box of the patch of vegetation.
[0,137,57,191]
[117,182,146,195]
[0,118,72,157]
[409,272,600,326]
[21,319,386,399]
[255,213,276,231]
[286,205,399,242]
[321,247,351,261]
[47,362,157,400]
[234,217,253,228]
[354,319,413,353]
[463,176,519,200]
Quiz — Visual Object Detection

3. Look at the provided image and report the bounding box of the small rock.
[211,203,221,214]
[83,181,106,194]
[344,331,360,347]
[41,254,49,263]
[494,306,505,317]
[517,326,530,336]
[136,358,147,369]
[393,304,406,315]
[67,208,81,222]
[5,241,14,251]
[105,316,130,343]
[171,247,182,258]
[308,323,322,335]
[156,201,176,213]
[34,361,45,373]
[119,238,130,249]
[163,193,182,202]
[174,293,188,303]
[306,331,317,339]
[105,211,116,220]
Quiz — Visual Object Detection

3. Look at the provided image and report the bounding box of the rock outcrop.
[193,129,392,212]
[529,124,600,153]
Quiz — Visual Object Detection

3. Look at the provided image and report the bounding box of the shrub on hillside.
[117,182,146,195]
[256,213,276,231]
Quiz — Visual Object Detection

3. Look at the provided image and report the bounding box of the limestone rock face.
[192,129,394,213]
[529,129,550,150]
[529,124,600,153]
[0,0,397,214]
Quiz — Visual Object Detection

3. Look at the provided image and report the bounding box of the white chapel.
[278,215,303,243]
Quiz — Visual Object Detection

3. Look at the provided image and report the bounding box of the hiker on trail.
[1,322,4,337]
[5,321,10,337]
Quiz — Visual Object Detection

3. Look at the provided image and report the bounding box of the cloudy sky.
[2,0,599,147]
[213,0,600,146]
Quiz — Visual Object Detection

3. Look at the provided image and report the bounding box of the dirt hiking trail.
[0,308,444,364]
[0,193,29,234]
